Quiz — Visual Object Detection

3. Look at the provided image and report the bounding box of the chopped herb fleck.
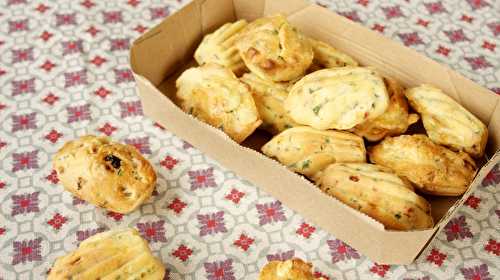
[117,169,123,176]
[312,105,322,115]
[302,160,311,169]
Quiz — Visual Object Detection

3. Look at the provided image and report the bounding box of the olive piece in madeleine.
[53,135,157,214]
[369,134,476,196]
[314,163,434,230]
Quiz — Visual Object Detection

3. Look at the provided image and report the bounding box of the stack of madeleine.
[176,14,488,232]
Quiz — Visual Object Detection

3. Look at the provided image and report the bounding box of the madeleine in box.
[130,0,500,264]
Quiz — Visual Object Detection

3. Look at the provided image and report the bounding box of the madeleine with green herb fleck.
[352,77,419,141]
[314,163,434,230]
[261,126,366,178]
[53,135,157,214]
[240,72,300,134]
[48,228,165,280]
[284,67,389,130]
[405,84,488,158]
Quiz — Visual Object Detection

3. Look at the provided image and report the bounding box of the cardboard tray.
[130,0,500,264]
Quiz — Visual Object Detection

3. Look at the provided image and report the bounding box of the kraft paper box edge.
[130,0,500,264]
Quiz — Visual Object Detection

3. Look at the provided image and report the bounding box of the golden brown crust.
[405,84,488,158]
[176,63,262,143]
[240,72,299,134]
[352,77,419,141]
[237,14,313,82]
[53,136,157,214]
[314,163,434,230]
[309,38,359,68]
[262,126,366,178]
[47,229,165,280]
[194,19,248,75]
[368,134,477,196]
[259,258,320,280]
[285,67,389,130]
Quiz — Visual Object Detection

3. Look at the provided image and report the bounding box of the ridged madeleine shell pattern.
[309,38,359,68]
[405,84,488,158]
[194,19,248,75]
[48,229,165,280]
[285,67,389,130]
[261,126,366,178]
[240,72,299,134]
[176,63,262,143]
[369,134,477,196]
[314,163,434,230]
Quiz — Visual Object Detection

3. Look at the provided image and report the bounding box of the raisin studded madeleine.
[352,77,419,141]
[194,19,248,75]
[369,134,477,196]
[262,126,366,178]
[314,163,434,230]
[53,135,156,214]
[308,38,359,68]
[48,228,165,280]
[284,67,389,130]
[259,258,325,280]
[405,84,488,158]
[176,63,262,143]
[236,14,313,82]
[240,72,300,134]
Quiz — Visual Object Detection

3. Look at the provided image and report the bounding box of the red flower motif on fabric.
[64,69,88,88]
[204,259,235,280]
[327,239,360,263]
[103,11,123,24]
[90,56,107,67]
[86,26,100,37]
[234,234,254,251]
[47,213,67,230]
[372,23,385,33]
[9,19,29,33]
[35,3,49,13]
[484,239,500,256]
[67,104,92,123]
[114,68,134,83]
[80,0,95,9]
[40,30,53,41]
[426,248,446,266]
[266,250,294,262]
[55,13,77,26]
[161,155,179,170]
[12,78,35,96]
[76,228,106,242]
[482,41,496,51]
[12,113,37,132]
[45,169,59,184]
[45,129,63,144]
[137,220,167,242]
[0,181,6,189]
[482,163,499,186]
[225,189,245,204]
[416,19,430,27]
[461,14,474,23]
[189,168,216,190]
[436,45,451,56]
[110,38,130,51]
[12,151,39,172]
[444,29,470,43]
[12,238,42,265]
[11,47,33,63]
[43,93,58,105]
[256,201,286,226]
[0,228,5,235]
[134,25,148,33]
[296,222,316,238]
[106,211,123,221]
[382,5,404,19]
[314,271,330,280]
[198,211,227,236]
[465,195,481,209]
[62,40,84,55]
[461,264,492,280]
[487,21,500,36]
[98,123,117,136]
[338,11,362,22]
[150,7,170,19]
[466,0,490,10]
[465,56,493,70]
[424,2,447,14]
[444,215,473,241]
[167,198,187,214]
[370,263,391,277]
[72,196,86,205]
[398,32,424,46]
[40,60,56,72]
[172,244,193,262]
[94,86,111,98]
[357,0,369,7]
[128,0,141,7]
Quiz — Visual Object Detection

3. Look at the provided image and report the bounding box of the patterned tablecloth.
[0,0,499,279]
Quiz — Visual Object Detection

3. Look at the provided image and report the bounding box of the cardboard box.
[130,0,500,264]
